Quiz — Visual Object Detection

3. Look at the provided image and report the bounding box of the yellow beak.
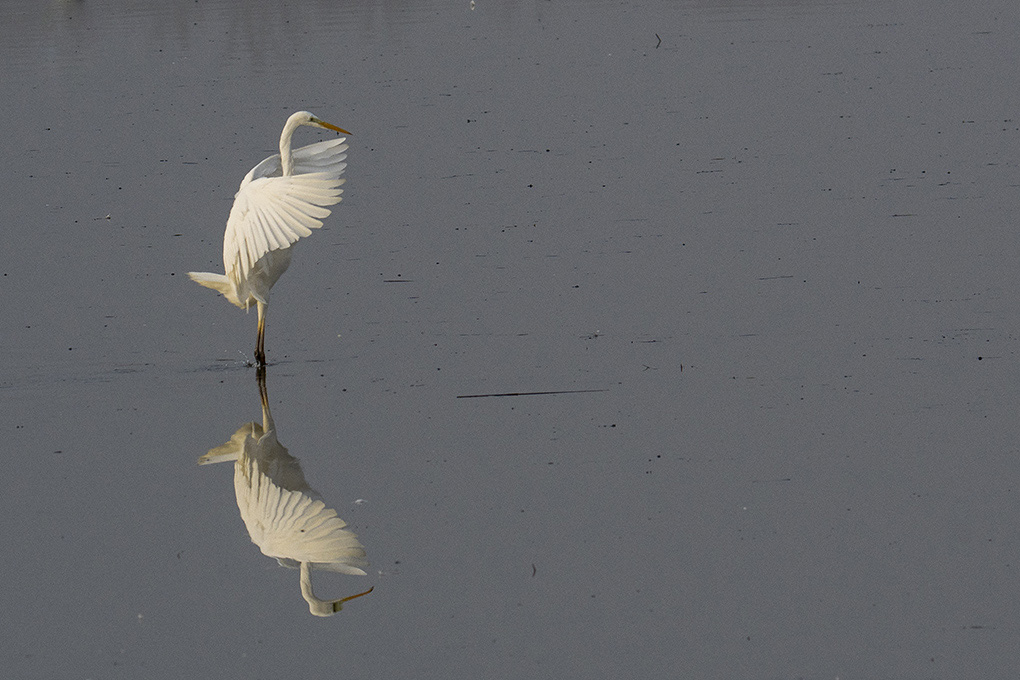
[312,117,352,135]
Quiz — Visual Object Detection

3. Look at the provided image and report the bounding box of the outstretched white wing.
[235,454,369,575]
[223,137,347,282]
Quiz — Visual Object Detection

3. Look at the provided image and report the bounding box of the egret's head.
[289,110,351,135]
[299,560,374,617]
[306,586,375,617]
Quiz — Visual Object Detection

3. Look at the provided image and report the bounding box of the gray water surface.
[3,0,1020,677]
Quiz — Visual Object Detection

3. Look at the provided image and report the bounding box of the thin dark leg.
[255,365,274,432]
[255,300,267,365]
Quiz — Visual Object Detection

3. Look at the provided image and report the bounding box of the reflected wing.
[235,458,369,575]
[223,138,347,282]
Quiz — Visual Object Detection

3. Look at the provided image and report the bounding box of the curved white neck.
[279,118,301,177]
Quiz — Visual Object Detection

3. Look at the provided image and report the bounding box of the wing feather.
[259,203,292,251]
[249,204,271,260]
[223,138,347,283]
[292,138,348,175]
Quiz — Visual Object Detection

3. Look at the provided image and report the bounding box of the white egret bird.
[200,370,373,616]
[188,111,351,365]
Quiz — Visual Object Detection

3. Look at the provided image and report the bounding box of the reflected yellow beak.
[312,117,352,135]
[331,585,375,612]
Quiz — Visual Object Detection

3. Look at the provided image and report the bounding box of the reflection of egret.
[188,111,351,365]
[200,368,372,616]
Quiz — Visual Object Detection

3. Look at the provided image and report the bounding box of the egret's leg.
[255,300,267,365]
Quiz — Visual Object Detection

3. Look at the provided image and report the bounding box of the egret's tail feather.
[198,423,259,465]
[188,271,243,308]
[188,271,230,292]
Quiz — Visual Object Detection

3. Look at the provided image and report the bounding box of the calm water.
[3,0,1020,677]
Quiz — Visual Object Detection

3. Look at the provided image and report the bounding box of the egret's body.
[188,111,350,365]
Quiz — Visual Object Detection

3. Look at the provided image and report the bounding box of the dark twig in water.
[456,389,607,399]
[655,33,661,48]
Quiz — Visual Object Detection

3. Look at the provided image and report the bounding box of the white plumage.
[188,111,350,365]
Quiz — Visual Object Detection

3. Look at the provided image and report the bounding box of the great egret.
[200,369,373,616]
[188,111,351,365]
